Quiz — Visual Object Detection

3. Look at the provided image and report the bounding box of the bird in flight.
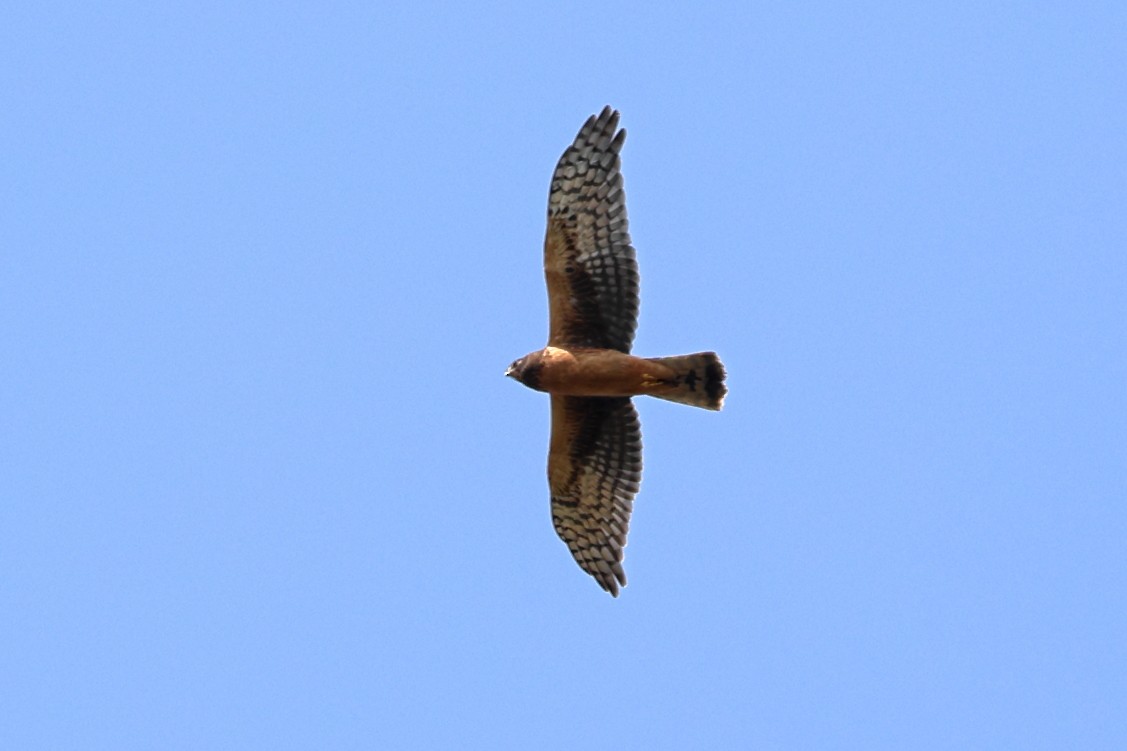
[506,106,727,596]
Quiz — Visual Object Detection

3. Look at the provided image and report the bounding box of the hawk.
[506,107,728,596]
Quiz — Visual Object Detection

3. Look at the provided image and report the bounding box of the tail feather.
[647,352,727,410]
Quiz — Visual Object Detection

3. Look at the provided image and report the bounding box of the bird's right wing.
[547,394,643,596]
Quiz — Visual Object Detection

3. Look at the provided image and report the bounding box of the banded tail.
[647,352,727,410]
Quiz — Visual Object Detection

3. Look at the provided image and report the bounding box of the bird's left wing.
[544,107,639,353]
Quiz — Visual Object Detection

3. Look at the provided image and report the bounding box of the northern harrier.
[507,107,727,596]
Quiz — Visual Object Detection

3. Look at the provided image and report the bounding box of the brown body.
[538,347,672,396]
[505,107,727,596]
[509,346,725,409]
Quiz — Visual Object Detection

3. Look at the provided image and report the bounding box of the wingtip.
[601,564,627,597]
[593,106,621,133]
[590,563,626,597]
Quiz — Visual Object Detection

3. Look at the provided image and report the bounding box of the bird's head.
[505,352,544,390]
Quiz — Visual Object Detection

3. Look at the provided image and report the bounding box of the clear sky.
[3,2,1125,749]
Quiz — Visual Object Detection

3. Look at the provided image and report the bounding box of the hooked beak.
[504,365,515,378]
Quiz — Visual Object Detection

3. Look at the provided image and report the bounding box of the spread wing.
[544,107,639,353]
[548,395,643,596]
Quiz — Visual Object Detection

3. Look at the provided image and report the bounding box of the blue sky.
[3,2,1125,748]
